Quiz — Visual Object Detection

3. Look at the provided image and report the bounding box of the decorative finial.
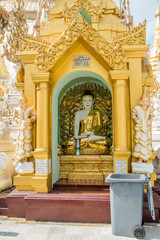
[155,0,160,27]
[156,0,160,16]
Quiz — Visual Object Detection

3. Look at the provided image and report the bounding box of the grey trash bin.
[106,174,147,239]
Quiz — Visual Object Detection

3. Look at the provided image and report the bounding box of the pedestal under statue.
[13,96,36,174]
[65,90,111,154]
[131,94,156,173]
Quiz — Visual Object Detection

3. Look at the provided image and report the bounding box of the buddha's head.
[18,95,28,111]
[139,94,150,108]
[82,90,94,111]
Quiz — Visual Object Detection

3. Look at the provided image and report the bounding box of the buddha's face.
[82,96,93,110]
[19,100,27,111]
[140,98,149,108]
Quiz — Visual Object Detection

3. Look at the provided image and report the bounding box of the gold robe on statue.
[66,109,111,150]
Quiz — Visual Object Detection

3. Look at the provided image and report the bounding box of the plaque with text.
[73,55,90,67]
[116,160,127,174]
[35,159,48,174]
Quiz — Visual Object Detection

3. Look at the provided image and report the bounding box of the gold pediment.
[19,34,50,52]
[35,13,127,72]
[112,21,146,46]
[63,0,102,22]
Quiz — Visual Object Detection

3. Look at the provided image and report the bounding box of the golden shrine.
[9,0,156,193]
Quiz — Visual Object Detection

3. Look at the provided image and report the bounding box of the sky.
[115,0,158,49]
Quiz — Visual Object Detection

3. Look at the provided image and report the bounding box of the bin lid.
[105,174,146,183]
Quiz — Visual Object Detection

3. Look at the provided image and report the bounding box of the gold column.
[31,73,50,151]
[110,70,131,173]
[123,45,149,108]
[31,72,52,193]
[123,45,150,155]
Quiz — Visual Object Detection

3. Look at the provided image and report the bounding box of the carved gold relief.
[0,6,9,42]
[112,21,146,46]
[63,0,102,22]
[35,13,127,72]
[60,155,113,180]
[3,0,28,63]
[19,34,50,52]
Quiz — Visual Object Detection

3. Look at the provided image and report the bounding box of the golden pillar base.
[13,173,52,193]
[60,155,113,181]
[31,173,52,192]
[13,175,35,191]
[13,150,52,193]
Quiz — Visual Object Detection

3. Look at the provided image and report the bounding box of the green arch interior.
[52,70,112,184]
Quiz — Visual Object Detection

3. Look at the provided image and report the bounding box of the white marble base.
[132,162,154,174]
[13,162,34,174]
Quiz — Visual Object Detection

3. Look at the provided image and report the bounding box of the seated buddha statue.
[65,90,111,153]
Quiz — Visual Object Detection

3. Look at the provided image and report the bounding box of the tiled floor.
[0,216,159,240]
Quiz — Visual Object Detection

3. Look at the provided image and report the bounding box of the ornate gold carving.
[59,82,112,154]
[0,6,9,24]
[0,6,9,42]
[65,149,107,155]
[35,13,127,72]
[112,21,146,46]
[60,155,113,180]
[63,0,102,22]
[3,0,28,63]
[19,34,50,52]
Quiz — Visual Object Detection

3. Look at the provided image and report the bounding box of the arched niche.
[52,70,112,184]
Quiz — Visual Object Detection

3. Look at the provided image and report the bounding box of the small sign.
[35,159,48,174]
[73,55,90,67]
[116,160,127,174]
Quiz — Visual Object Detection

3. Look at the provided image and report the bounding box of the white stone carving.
[13,161,34,174]
[132,162,154,174]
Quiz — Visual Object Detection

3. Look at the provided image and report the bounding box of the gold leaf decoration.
[63,0,102,20]
[35,13,127,72]
[19,34,50,52]
[112,21,146,46]
[0,6,9,42]
[3,0,28,63]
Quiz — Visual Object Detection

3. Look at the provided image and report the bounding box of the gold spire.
[149,0,160,76]
[155,0,160,27]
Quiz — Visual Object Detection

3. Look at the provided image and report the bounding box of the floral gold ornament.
[112,21,146,46]
[63,0,102,23]
[35,13,127,72]
[19,34,50,52]
[0,6,9,42]
[3,0,28,63]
